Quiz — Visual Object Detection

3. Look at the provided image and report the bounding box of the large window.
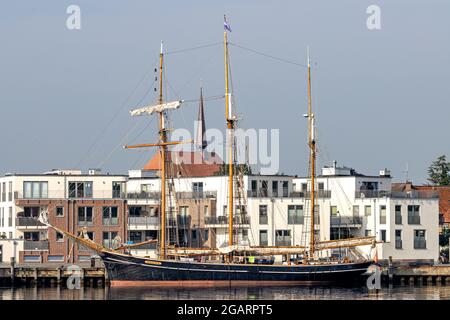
[68,182,93,198]
[102,207,118,225]
[288,205,304,224]
[414,230,426,249]
[282,181,288,197]
[261,181,268,197]
[395,205,402,224]
[259,205,268,225]
[259,230,268,246]
[408,205,420,225]
[272,181,278,197]
[24,207,40,218]
[78,207,93,226]
[275,230,291,246]
[364,206,372,216]
[112,182,124,198]
[379,205,386,224]
[23,182,48,199]
[353,205,360,217]
[103,231,119,249]
[192,182,203,193]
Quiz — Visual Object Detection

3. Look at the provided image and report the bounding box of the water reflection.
[1,285,450,300]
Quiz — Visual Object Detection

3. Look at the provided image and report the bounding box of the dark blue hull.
[101,252,373,287]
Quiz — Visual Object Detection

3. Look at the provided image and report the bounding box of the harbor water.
[1,284,450,300]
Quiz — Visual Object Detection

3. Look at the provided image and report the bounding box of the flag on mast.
[224,15,232,32]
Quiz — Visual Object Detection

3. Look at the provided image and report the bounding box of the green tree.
[214,163,252,176]
[427,155,450,186]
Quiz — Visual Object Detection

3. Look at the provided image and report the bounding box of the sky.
[0,0,449,184]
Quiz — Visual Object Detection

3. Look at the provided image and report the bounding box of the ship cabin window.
[68,182,93,198]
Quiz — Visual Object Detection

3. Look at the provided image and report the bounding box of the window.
[204,229,209,241]
[56,207,64,217]
[414,230,426,249]
[24,232,40,241]
[192,182,203,193]
[364,206,372,216]
[318,182,324,190]
[102,207,118,225]
[259,230,268,246]
[251,180,257,192]
[380,230,386,242]
[24,255,41,263]
[24,207,40,218]
[9,232,13,239]
[0,209,3,227]
[272,181,278,197]
[78,231,94,251]
[103,231,119,249]
[275,230,291,246]
[223,205,227,216]
[353,205,360,217]
[288,205,304,224]
[408,205,420,225]
[112,182,124,198]
[8,208,12,227]
[330,206,338,217]
[204,205,209,217]
[261,181,268,197]
[395,205,402,224]
[56,231,64,242]
[379,205,386,224]
[179,206,189,226]
[8,182,12,201]
[259,205,268,224]
[282,181,288,197]
[129,231,142,243]
[129,206,142,217]
[68,182,93,198]
[314,205,320,224]
[191,230,197,241]
[23,181,48,199]
[78,207,93,226]
[1,182,5,201]
[395,230,402,249]
[301,183,308,192]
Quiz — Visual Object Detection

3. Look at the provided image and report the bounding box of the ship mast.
[307,47,316,260]
[158,41,167,260]
[224,15,235,249]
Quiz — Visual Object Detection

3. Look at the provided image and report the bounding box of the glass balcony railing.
[24,240,49,251]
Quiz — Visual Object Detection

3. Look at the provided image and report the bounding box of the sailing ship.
[39,17,376,287]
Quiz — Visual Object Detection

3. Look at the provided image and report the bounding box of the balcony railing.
[126,192,161,200]
[176,191,217,199]
[205,215,250,225]
[330,216,363,226]
[408,215,421,225]
[16,190,126,200]
[355,190,439,199]
[16,217,46,228]
[414,239,426,249]
[128,216,159,226]
[395,239,402,249]
[395,215,402,224]
[248,190,331,198]
[24,240,49,251]
[275,239,292,246]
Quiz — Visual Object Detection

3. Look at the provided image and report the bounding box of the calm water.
[1,285,450,300]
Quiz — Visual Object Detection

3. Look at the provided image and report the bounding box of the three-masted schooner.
[39,17,375,287]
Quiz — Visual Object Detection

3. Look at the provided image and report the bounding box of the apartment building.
[0,169,127,264]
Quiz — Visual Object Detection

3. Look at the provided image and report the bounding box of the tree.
[427,155,450,186]
[214,163,252,176]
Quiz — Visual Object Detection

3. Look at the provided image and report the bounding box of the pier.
[0,262,107,287]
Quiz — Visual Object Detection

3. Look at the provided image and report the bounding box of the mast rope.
[165,42,222,55]
[229,42,307,68]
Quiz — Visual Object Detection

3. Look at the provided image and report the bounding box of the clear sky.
[0,0,449,184]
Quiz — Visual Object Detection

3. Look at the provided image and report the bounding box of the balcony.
[16,190,126,200]
[205,215,250,227]
[16,217,46,228]
[176,191,217,200]
[24,240,49,251]
[355,190,439,199]
[330,216,363,227]
[248,190,331,198]
[129,216,159,226]
[126,192,161,200]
